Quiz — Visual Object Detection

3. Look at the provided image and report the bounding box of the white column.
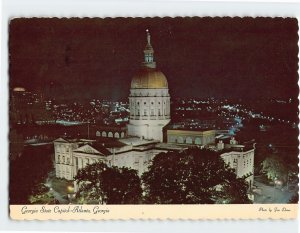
[78,157,83,169]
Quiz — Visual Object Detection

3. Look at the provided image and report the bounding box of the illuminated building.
[54,138,91,180]
[10,87,54,124]
[54,137,186,182]
[167,129,216,146]
[127,30,171,142]
[53,30,254,190]
[217,139,255,188]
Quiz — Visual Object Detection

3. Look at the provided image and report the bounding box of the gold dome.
[131,68,168,89]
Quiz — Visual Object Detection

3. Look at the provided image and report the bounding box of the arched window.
[195,137,201,145]
[178,137,184,144]
[96,131,101,137]
[169,136,176,143]
[186,137,193,144]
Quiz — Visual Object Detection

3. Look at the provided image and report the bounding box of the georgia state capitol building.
[128,30,170,142]
[53,30,255,190]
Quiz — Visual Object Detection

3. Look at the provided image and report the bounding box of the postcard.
[8,17,298,220]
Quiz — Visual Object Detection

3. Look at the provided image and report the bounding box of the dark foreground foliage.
[10,145,54,204]
[142,148,251,204]
[75,162,142,204]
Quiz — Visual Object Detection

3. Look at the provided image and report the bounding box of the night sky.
[9,17,298,101]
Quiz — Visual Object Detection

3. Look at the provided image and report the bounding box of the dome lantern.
[130,30,168,89]
[142,29,156,69]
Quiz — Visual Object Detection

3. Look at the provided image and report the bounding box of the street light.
[273,177,278,202]
[67,185,75,204]
[274,177,277,189]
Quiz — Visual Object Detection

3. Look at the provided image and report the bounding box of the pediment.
[74,144,103,155]
[54,137,68,143]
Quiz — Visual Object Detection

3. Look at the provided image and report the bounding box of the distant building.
[10,87,54,125]
[9,129,24,160]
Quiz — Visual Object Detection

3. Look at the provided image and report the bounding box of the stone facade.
[54,138,93,180]
[167,129,216,146]
[128,88,170,141]
[95,129,126,139]
[54,136,188,182]
[72,144,108,178]
[220,147,255,188]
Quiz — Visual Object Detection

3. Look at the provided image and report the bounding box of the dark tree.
[9,145,54,204]
[28,184,55,204]
[220,176,252,204]
[75,162,142,204]
[289,193,298,204]
[142,148,251,204]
